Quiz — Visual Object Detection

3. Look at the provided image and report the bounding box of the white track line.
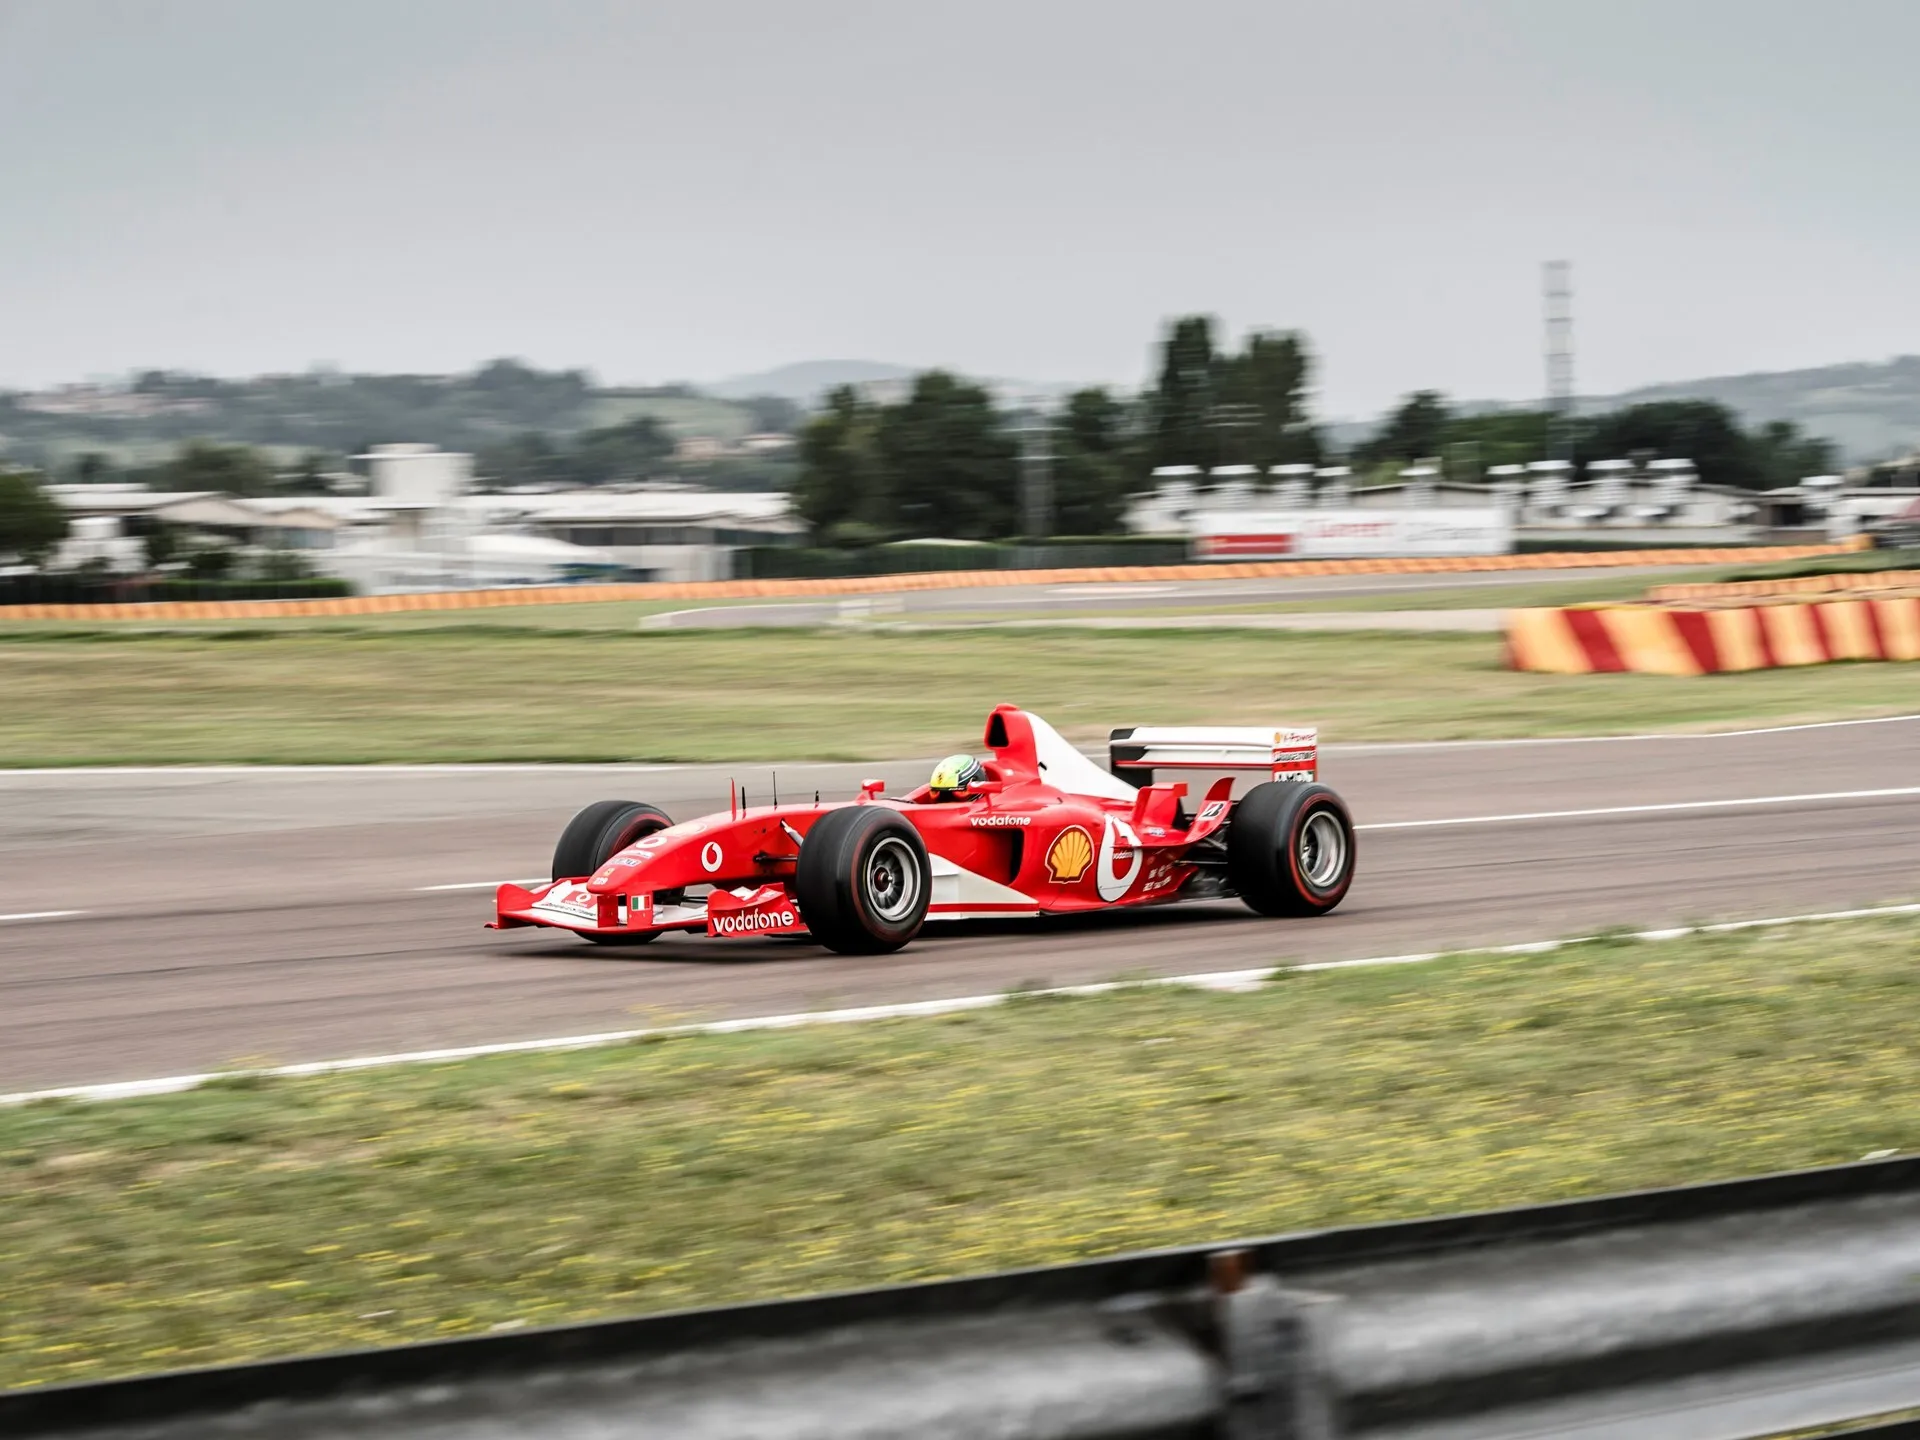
[1357,786,1920,831]
[7,901,1918,1109]
[0,910,86,924]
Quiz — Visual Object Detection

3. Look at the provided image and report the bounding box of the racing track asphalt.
[2,715,1918,1092]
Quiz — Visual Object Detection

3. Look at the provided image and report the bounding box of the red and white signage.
[1193,508,1512,560]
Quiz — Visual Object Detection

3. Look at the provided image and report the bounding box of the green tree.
[1356,391,1451,468]
[1145,315,1220,474]
[143,524,181,570]
[466,358,594,428]
[477,431,566,488]
[0,470,69,565]
[877,372,1019,540]
[1749,420,1837,489]
[794,386,886,543]
[283,450,334,494]
[1216,329,1322,471]
[255,549,316,582]
[165,440,276,497]
[569,416,674,485]
[185,544,235,580]
[1436,410,1551,472]
[70,451,114,485]
[1050,388,1134,534]
[1576,401,1759,489]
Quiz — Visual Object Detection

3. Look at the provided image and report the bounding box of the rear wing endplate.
[1109,726,1317,788]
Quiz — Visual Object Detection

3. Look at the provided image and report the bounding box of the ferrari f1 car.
[491,705,1355,954]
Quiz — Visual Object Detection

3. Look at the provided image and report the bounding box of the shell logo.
[1045,825,1095,883]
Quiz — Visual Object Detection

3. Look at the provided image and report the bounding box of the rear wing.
[1109,726,1317,789]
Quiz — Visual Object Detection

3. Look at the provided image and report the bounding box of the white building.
[464,485,804,582]
[319,445,617,592]
[43,485,341,571]
[1123,451,1868,553]
[298,447,806,589]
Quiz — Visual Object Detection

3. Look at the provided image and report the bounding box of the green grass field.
[0,623,1914,766]
[4,913,1916,1390]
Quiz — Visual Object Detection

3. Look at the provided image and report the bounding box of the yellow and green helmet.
[928,753,985,796]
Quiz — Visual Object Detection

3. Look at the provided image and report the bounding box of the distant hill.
[703,360,915,402]
[0,362,780,474]
[1595,356,1920,463]
[704,359,1076,409]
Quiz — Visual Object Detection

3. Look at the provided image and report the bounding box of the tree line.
[791,317,1845,543]
[794,317,1318,545]
[1356,391,1837,492]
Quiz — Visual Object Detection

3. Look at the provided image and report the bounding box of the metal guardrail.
[7,1157,1920,1440]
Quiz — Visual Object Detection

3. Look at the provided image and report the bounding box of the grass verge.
[1,627,1916,765]
[1718,547,1920,582]
[4,911,1918,1389]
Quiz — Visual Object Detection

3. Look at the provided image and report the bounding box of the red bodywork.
[492,705,1314,944]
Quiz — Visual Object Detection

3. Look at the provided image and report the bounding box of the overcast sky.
[3,0,1917,416]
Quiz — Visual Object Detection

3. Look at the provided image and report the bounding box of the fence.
[9,1156,1920,1439]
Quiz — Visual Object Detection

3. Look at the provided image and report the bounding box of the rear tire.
[551,800,672,946]
[794,807,931,954]
[1227,782,1355,916]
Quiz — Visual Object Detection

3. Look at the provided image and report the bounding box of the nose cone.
[587,859,636,893]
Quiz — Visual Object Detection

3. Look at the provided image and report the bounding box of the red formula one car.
[492,705,1355,954]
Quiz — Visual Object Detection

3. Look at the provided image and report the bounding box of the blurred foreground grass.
[4,913,1918,1388]
[1,626,1915,765]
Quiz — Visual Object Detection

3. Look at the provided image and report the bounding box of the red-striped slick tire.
[1226,782,1356,917]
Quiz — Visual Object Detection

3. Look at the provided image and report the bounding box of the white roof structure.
[461,487,801,534]
[43,485,340,531]
[243,495,386,525]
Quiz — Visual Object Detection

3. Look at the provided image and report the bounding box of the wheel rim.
[863,836,922,923]
[1297,810,1348,891]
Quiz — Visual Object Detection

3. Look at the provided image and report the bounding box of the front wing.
[490,881,808,940]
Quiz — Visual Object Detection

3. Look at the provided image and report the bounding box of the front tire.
[551,800,672,946]
[1227,782,1355,916]
[794,807,931,954]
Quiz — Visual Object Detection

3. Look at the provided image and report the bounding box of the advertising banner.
[1192,507,1513,560]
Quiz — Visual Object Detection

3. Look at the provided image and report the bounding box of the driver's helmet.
[928,753,986,800]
